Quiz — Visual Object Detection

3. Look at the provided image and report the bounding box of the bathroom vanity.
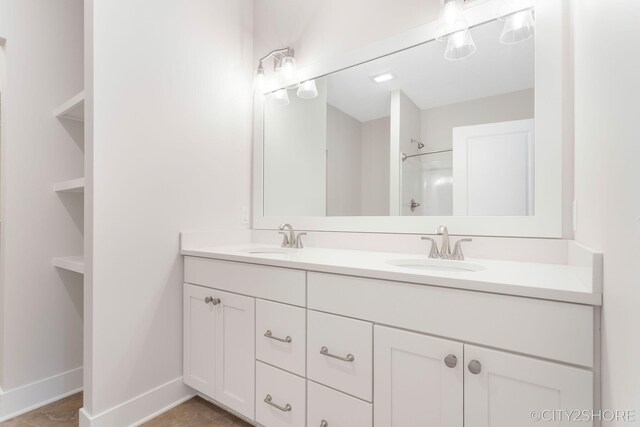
[181,242,601,427]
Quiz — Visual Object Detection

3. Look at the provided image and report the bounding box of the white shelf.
[53,91,85,122]
[52,256,84,274]
[53,177,84,193]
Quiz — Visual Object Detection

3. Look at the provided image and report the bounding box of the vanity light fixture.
[436,0,476,61]
[255,47,318,103]
[498,0,535,44]
[371,71,396,84]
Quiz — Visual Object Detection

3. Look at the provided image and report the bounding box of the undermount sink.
[387,258,484,272]
[239,247,297,255]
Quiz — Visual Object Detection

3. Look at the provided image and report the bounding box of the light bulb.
[500,8,535,44]
[436,0,468,41]
[254,69,266,94]
[445,30,476,60]
[297,80,318,99]
[279,56,299,89]
[270,88,290,106]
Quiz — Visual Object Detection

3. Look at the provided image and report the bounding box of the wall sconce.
[498,0,535,44]
[254,47,318,104]
[436,0,476,61]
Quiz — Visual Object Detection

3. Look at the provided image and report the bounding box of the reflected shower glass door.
[401,151,453,216]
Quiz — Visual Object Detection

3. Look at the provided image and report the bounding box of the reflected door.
[452,119,534,216]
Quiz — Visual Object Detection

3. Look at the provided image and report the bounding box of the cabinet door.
[214,289,255,420]
[464,345,593,427]
[183,283,216,397]
[374,326,463,427]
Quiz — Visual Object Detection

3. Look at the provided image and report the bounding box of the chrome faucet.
[279,224,306,249]
[437,225,451,258]
[421,226,472,260]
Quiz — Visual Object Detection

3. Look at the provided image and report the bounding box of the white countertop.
[181,244,602,306]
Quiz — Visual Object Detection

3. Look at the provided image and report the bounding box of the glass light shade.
[297,80,318,99]
[279,56,300,88]
[253,70,266,95]
[445,30,476,60]
[270,88,290,106]
[500,9,535,44]
[436,0,469,41]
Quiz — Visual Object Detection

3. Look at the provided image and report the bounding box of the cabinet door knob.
[444,354,457,368]
[468,359,482,374]
[204,297,220,305]
[320,420,328,427]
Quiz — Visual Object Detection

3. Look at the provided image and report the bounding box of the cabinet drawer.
[307,310,373,401]
[256,361,306,427]
[307,380,372,427]
[256,300,306,376]
[184,257,306,306]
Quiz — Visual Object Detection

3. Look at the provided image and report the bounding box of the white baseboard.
[0,367,83,422]
[79,377,194,427]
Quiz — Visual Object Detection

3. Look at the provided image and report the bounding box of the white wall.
[253,0,440,68]
[0,0,84,407]
[421,89,534,151]
[572,1,640,423]
[361,117,390,215]
[264,78,327,217]
[86,0,254,419]
[326,104,362,216]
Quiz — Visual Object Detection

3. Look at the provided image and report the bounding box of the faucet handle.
[421,236,440,258]
[452,238,472,260]
[295,232,307,249]
[278,231,290,248]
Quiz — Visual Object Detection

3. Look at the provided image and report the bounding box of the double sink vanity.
[182,2,593,424]
[180,227,601,427]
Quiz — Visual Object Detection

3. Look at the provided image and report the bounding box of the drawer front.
[256,361,306,427]
[256,300,306,376]
[307,380,372,427]
[307,310,373,401]
[184,257,306,306]
[308,272,594,367]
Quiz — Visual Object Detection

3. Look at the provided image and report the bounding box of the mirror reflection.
[263,19,534,217]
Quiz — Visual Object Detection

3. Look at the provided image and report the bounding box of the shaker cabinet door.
[464,345,593,427]
[183,283,217,397]
[374,325,464,427]
[214,289,255,420]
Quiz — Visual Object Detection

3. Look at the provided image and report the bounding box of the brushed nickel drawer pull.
[264,394,292,412]
[264,330,292,343]
[320,346,355,362]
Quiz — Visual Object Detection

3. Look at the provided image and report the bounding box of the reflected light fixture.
[254,47,317,103]
[270,88,290,106]
[436,0,476,61]
[498,0,535,44]
[297,80,318,99]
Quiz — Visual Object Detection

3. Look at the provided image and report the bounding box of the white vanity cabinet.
[183,283,255,420]
[183,256,597,427]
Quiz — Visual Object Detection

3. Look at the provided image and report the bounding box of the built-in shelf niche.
[52,256,84,274]
[53,91,85,122]
[53,177,84,193]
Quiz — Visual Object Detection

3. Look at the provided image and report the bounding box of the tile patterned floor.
[0,394,251,427]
